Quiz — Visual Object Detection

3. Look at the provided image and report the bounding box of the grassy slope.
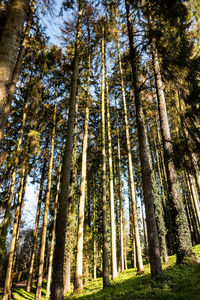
[9,244,200,299]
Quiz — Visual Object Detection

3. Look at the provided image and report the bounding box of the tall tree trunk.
[0,0,29,142]
[45,164,62,299]
[3,157,27,300]
[183,125,200,197]
[116,31,144,274]
[178,96,200,196]
[184,173,200,242]
[187,173,200,228]
[154,135,166,208]
[101,24,110,289]
[74,48,90,292]
[141,203,148,257]
[0,0,35,140]
[116,116,125,272]
[150,34,194,263]
[0,99,28,260]
[63,101,79,295]
[183,171,200,244]
[26,158,47,292]
[125,0,162,276]
[35,98,57,300]
[105,47,118,280]
[147,129,168,263]
[12,170,28,274]
[113,159,120,273]
[93,174,97,281]
[50,2,83,299]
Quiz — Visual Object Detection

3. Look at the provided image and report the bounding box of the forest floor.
[5,244,200,299]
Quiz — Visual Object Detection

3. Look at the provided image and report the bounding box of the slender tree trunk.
[74,48,90,292]
[183,125,200,197]
[154,135,166,208]
[147,130,168,263]
[178,96,200,196]
[0,0,29,142]
[0,0,36,140]
[141,203,148,257]
[26,159,47,292]
[125,0,162,276]
[116,117,125,272]
[184,173,200,242]
[105,48,118,280]
[113,159,120,272]
[188,174,200,228]
[3,158,27,300]
[50,2,83,299]
[0,99,28,254]
[35,98,57,300]
[93,174,97,281]
[45,164,62,299]
[63,101,79,295]
[12,170,28,276]
[116,32,144,274]
[150,35,193,263]
[133,238,137,269]
[101,24,110,289]
[182,172,198,243]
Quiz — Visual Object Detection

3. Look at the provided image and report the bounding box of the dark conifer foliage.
[0,0,199,299]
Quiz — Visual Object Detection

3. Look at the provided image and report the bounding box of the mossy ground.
[4,244,200,299]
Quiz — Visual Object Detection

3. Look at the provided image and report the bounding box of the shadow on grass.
[64,262,200,300]
[11,246,200,300]
[12,281,47,299]
[12,288,35,300]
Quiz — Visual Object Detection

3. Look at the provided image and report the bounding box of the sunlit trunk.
[105,48,118,280]
[26,158,47,292]
[74,48,90,292]
[125,0,162,276]
[3,157,27,300]
[101,24,110,288]
[45,164,62,299]
[117,33,143,274]
[50,2,83,299]
[35,97,57,300]
[0,0,29,142]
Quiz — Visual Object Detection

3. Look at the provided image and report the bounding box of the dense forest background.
[0,0,200,299]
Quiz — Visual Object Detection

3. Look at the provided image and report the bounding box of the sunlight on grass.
[6,244,200,299]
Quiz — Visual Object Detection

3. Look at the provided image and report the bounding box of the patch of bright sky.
[21,177,40,229]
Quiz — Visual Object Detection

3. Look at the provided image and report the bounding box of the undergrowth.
[5,244,200,299]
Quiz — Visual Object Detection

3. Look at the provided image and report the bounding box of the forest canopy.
[0,0,200,300]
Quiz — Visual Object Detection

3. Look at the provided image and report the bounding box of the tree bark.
[125,0,162,276]
[116,32,144,274]
[45,164,62,299]
[150,34,193,263]
[105,47,118,280]
[63,101,79,295]
[26,158,47,292]
[0,99,28,244]
[101,24,110,289]
[0,0,35,141]
[93,174,97,280]
[116,116,125,272]
[74,49,90,292]
[0,0,29,142]
[188,174,200,228]
[3,158,27,300]
[35,97,57,300]
[50,2,83,299]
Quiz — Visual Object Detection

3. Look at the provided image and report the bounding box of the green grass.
[3,244,200,299]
